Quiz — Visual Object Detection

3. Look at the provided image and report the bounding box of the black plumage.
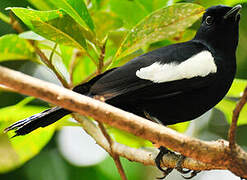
[5,5,241,139]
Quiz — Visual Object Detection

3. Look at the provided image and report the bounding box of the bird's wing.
[90,40,217,100]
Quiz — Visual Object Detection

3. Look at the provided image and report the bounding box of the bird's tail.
[4,68,117,136]
[4,107,70,136]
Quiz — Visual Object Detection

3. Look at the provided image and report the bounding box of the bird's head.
[194,5,242,53]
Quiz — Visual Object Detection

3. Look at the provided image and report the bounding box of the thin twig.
[35,47,70,88]
[98,122,128,180]
[73,114,219,171]
[95,77,127,179]
[69,50,82,87]
[228,86,247,150]
[97,42,106,74]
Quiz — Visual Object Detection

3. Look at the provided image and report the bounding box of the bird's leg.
[144,111,201,179]
[155,146,174,179]
[144,112,174,179]
[175,155,201,179]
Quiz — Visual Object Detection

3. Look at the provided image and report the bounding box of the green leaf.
[9,8,88,50]
[191,0,247,8]
[0,34,35,62]
[114,3,205,61]
[50,0,95,31]
[72,54,97,85]
[26,0,57,10]
[168,121,190,133]
[109,0,150,28]
[107,127,152,148]
[152,0,170,11]
[60,45,74,70]
[215,98,247,125]
[226,79,247,98]
[0,104,55,173]
[225,0,247,6]
[92,12,123,41]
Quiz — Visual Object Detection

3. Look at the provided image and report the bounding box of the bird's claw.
[175,154,201,179]
[155,147,201,179]
[175,155,191,174]
[182,170,201,179]
[155,146,174,179]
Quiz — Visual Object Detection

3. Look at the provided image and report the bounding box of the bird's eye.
[205,16,214,25]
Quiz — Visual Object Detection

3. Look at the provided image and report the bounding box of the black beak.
[224,4,242,19]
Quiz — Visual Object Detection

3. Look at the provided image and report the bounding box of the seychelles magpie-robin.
[5,4,241,179]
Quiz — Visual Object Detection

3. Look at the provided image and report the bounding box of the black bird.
[5,4,241,179]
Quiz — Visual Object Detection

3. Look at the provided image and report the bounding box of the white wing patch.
[136,51,217,83]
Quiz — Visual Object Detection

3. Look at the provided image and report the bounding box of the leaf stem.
[97,42,106,74]
[69,50,82,87]
[35,47,70,88]
[0,12,11,24]
[49,43,58,63]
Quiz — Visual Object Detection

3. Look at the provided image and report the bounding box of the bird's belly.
[141,84,230,125]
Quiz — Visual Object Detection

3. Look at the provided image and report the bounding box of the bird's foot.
[155,146,201,179]
[155,146,174,179]
[175,155,201,179]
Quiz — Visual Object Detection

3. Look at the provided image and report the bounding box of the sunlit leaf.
[107,127,152,148]
[168,121,190,133]
[192,0,247,8]
[215,98,247,125]
[50,0,95,31]
[109,0,150,28]
[19,31,46,41]
[152,0,170,11]
[226,79,247,98]
[9,8,88,50]
[72,54,96,85]
[60,45,74,70]
[0,104,55,173]
[0,34,36,62]
[92,12,123,41]
[113,3,205,62]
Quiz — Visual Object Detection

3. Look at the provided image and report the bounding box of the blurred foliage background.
[0,0,247,180]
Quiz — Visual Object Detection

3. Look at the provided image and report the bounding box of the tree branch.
[228,86,247,150]
[0,65,246,178]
